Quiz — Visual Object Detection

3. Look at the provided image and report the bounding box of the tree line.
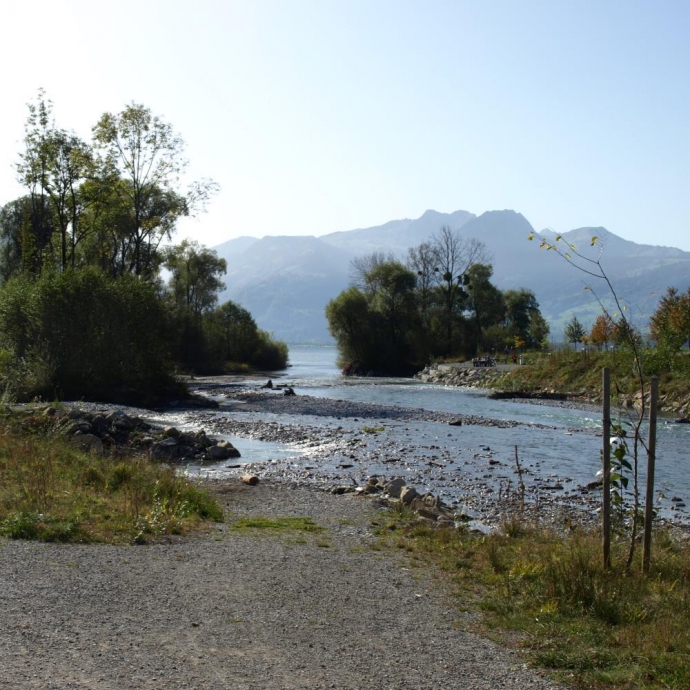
[0,91,286,403]
[326,226,549,373]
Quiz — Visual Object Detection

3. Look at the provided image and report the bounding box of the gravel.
[0,481,561,689]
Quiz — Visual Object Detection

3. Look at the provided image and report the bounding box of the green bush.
[0,268,175,402]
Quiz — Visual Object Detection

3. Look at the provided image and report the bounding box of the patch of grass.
[362,425,385,434]
[232,516,323,533]
[378,509,690,689]
[0,416,223,544]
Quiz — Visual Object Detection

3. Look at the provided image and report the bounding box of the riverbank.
[0,479,560,690]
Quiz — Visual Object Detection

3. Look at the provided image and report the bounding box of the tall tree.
[649,287,690,352]
[163,240,227,318]
[92,104,218,277]
[504,289,542,346]
[465,263,505,335]
[407,241,436,325]
[15,90,55,274]
[431,226,490,355]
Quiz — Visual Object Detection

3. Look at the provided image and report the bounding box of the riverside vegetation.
[0,407,223,544]
[379,504,690,689]
[0,92,287,405]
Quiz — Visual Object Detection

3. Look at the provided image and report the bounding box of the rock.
[163,426,181,438]
[241,474,259,485]
[283,387,296,396]
[410,499,441,521]
[331,486,356,495]
[363,477,381,494]
[400,486,418,506]
[261,379,274,389]
[448,419,462,426]
[149,437,181,462]
[207,440,241,460]
[69,433,104,456]
[383,478,407,498]
[63,421,92,436]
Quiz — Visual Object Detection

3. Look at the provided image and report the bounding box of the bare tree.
[407,241,436,324]
[349,251,394,294]
[431,226,491,353]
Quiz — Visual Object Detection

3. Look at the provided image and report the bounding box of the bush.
[0,268,175,402]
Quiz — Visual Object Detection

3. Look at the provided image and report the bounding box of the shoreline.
[54,374,689,531]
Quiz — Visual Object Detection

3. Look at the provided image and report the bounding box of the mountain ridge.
[213,210,690,343]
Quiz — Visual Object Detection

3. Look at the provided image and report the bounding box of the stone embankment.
[414,362,509,389]
[36,404,241,463]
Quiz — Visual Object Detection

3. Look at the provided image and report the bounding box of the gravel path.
[0,481,560,689]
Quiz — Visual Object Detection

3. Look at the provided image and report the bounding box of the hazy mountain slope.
[213,210,690,344]
[321,209,475,255]
[215,235,354,343]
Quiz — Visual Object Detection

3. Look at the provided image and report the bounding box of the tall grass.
[379,511,690,688]
[0,415,223,543]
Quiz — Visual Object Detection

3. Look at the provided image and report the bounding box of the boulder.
[400,486,418,506]
[69,433,104,456]
[149,437,181,462]
[163,426,181,438]
[207,440,241,460]
[383,478,406,498]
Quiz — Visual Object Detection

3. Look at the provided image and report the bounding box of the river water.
[178,344,689,525]
[292,346,690,516]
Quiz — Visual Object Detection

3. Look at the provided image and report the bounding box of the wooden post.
[602,368,611,569]
[642,377,659,574]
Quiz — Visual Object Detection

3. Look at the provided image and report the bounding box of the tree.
[0,198,29,282]
[430,226,490,355]
[15,91,93,273]
[649,287,690,352]
[406,242,436,325]
[528,310,550,348]
[531,230,651,571]
[365,261,419,365]
[590,314,613,350]
[350,251,394,293]
[326,287,374,366]
[464,263,506,349]
[163,240,226,318]
[504,289,542,346]
[564,316,586,348]
[92,103,218,276]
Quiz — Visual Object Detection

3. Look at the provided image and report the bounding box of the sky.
[1,0,689,250]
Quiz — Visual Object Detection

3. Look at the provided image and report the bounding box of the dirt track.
[0,481,561,689]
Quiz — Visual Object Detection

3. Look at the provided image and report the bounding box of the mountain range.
[213,210,690,344]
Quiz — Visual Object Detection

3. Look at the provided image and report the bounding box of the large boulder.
[149,437,182,462]
[400,486,418,506]
[384,478,407,498]
[69,433,104,456]
[207,440,241,460]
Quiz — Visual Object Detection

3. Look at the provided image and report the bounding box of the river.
[174,344,689,525]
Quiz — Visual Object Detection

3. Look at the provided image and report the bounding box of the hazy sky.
[1,1,689,250]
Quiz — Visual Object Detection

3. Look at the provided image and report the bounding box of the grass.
[376,509,690,689]
[497,347,690,412]
[362,425,385,434]
[232,516,323,533]
[0,412,223,544]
